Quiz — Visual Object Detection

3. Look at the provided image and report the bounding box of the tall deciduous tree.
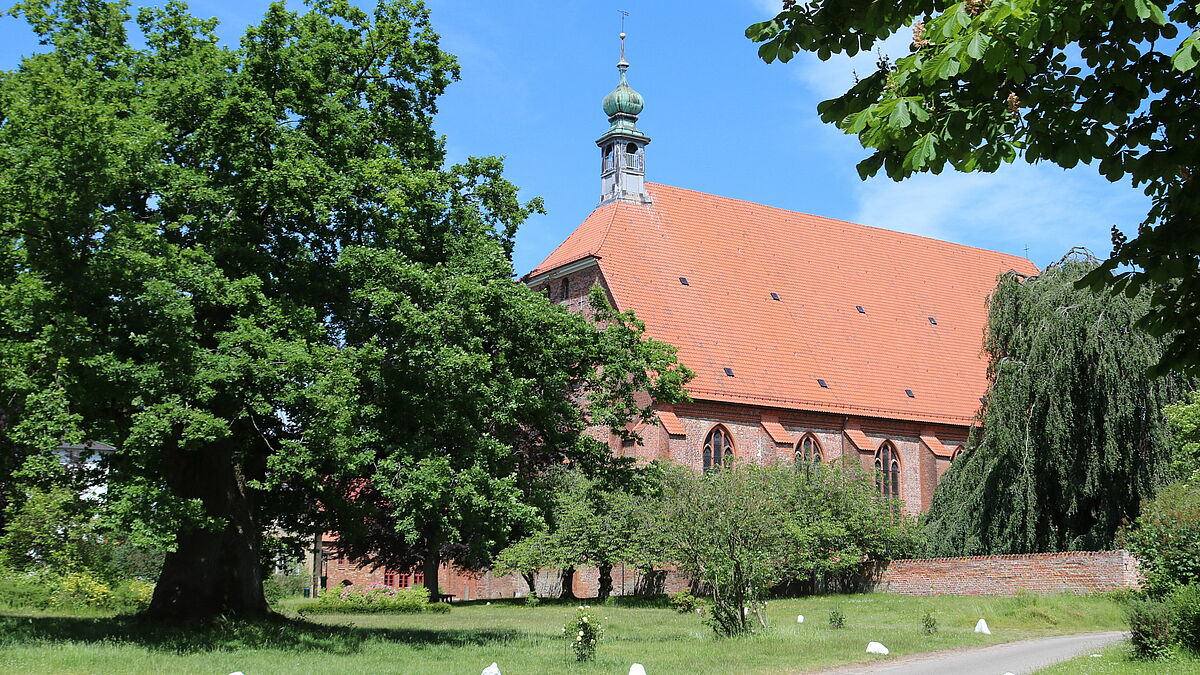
[748,0,1200,376]
[922,253,1190,555]
[0,0,688,619]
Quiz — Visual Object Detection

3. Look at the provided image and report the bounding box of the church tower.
[597,33,651,205]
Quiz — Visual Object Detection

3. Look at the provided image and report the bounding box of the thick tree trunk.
[523,571,537,596]
[422,526,441,602]
[145,440,270,620]
[596,562,614,601]
[559,567,577,600]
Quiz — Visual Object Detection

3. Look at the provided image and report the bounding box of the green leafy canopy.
[0,0,690,618]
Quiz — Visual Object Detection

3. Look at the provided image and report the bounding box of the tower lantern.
[598,32,651,205]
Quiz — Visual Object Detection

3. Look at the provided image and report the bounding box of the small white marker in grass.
[974,618,991,634]
[796,614,804,623]
[629,664,648,675]
[481,662,502,675]
[866,642,889,655]
[1090,654,1103,657]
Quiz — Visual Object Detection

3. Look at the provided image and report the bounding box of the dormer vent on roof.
[905,389,916,398]
[679,277,689,286]
[856,305,866,314]
[928,317,938,325]
[723,367,734,377]
[770,292,781,301]
[817,379,828,388]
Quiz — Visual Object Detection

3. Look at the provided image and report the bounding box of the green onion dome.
[602,63,643,118]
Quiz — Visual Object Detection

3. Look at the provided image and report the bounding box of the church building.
[523,41,1038,512]
[320,40,1039,600]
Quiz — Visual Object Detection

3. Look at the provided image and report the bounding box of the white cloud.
[853,162,1149,265]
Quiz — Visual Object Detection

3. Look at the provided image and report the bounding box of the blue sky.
[0,1,1149,275]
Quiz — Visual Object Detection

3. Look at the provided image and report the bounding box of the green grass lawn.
[1037,642,1200,674]
[0,593,1127,675]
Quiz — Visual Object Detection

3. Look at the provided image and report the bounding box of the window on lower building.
[703,425,734,473]
[383,570,395,587]
[795,434,823,467]
[875,442,901,502]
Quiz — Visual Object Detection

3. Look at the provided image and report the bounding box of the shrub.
[657,462,917,637]
[111,579,155,613]
[524,592,540,607]
[563,605,603,662]
[54,572,114,609]
[0,570,54,609]
[1169,584,1200,652]
[1123,480,1200,597]
[1128,598,1174,660]
[922,611,938,635]
[295,583,450,614]
[668,589,705,614]
[829,607,846,629]
[264,573,306,604]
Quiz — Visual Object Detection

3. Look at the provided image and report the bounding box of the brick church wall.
[876,551,1142,595]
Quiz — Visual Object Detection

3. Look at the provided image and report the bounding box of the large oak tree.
[0,0,689,619]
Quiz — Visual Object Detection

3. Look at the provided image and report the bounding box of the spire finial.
[618,10,629,67]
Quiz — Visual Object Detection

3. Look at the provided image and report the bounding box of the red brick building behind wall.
[321,42,1039,601]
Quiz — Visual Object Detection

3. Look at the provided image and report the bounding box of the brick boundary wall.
[876,550,1142,596]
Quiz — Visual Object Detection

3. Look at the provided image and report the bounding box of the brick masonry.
[324,561,690,601]
[876,550,1142,595]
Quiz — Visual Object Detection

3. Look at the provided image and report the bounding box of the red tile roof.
[527,183,1038,426]
[655,410,687,436]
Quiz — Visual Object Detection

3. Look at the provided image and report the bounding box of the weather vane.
[619,10,629,61]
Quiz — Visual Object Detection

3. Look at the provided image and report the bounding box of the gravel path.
[807,631,1129,675]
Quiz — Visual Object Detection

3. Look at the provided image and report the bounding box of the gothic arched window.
[875,442,901,501]
[795,433,822,466]
[603,144,614,172]
[703,425,734,473]
[559,277,570,302]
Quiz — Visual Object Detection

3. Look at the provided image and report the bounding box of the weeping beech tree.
[923,251,1191,556]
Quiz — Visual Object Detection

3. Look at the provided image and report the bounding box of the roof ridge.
[645,182,1035,268]
[592,199,621,259]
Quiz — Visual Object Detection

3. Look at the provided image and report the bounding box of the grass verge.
[1036,641,1200,674]
[0,592,1126,674]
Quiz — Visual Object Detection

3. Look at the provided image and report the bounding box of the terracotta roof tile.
[920,434,954,458]
[844,427,877,452]
[656,410,687,436]
[761,420,795,445]
[527,183,1038,426]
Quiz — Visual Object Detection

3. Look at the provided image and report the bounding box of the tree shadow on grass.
[0,612,522,655]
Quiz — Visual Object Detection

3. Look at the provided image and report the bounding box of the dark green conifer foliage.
[923,252,1190,556]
